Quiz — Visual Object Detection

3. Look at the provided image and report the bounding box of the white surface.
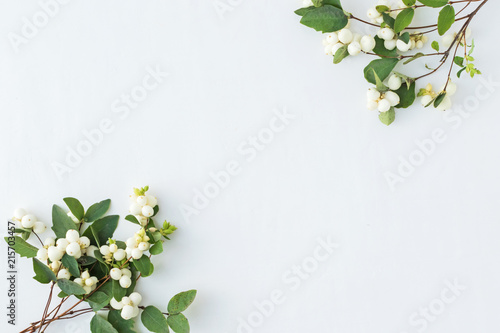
[1,0,500,332]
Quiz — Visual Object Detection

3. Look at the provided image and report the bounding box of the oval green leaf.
[91,314,119,333]
[167,313,189,333]
[394,8,414,33]
[363,58,399,85]
[167,290,197,315]
[300,6,348,33]
[438,5,455,36]
[141,306,169,333]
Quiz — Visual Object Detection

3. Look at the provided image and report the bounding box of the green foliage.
[63,197,85,221]
[402,0,416,5]
[373,36,397,58]
[83,215,119,247]
[149,241,163,255]
[4,236,38,258]
[52,204,78,238]
[108,310,137,333]
[141,306,169,333]
[394,81,416,108]
[57,279,87,296]
[379,108,396,126]
[167,290,197,315]
[364,58,399,85]
[434,92,447,107]
[438,5,455,35]
[132,255,153,277]
[167,314,190,333]
[33,258,56,284]
[333,44,349,64]
[91,314,119,333]
[62,254,80,277]
[113,279,127,302]
[299,5,348,33]
[394,8,414,33]
[418,0,448,8]
[431,41,440,52]
[84,199,111,222]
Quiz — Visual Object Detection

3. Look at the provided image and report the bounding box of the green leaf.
[373,36,397,57]
[457,67,466,78]
[91,314,119,333]
[431,41,440,52]
[300,6,348,33]
[78,256,97,266]
[403,52,425,65]
[83,215,119,247]
[63,197,85,221]
[57,279,87,296]
[141,306,169,333]
[167,314,189,333]
[382,13,395,29]
[376,5,389,12]
[4,236,38,258]
[322,0,342,8]
[364,58,399,84]
[333,44,349,64]
[294,6,315,16]
[84,199,111,223]
[394,81,416,108]
[113,278,127,302]
[454,56,464,66]
[132,255,152,277]
[418,0,448,8]
[379,108,396,126]
[61,254,80,277]
[372,69,388,92]
[168,290,197,314]
[399,32,410,44]
[149,241,163,255]
[125,215,140,225]
[403,0,416,5]
[88,291,111,311]
[394,8,414,33]
[87,280,113,311]
[108,310,137,333]
[434,92,447,107]
[438,5,455,35]
[33,258,57,284]
[52,204,78,238]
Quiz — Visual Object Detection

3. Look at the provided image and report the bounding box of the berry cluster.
[296,0,487,125]
[36,229,92,273]
[73,270,99,294]
[110,292,143,320]
[323,22,377,57]
[129,186,157,226]
[12,208,46,234]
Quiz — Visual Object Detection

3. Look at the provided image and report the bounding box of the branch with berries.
[5,186,195,333]
[295,0,488,125]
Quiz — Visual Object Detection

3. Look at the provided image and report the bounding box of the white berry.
[110,298,124,310]
[100,245,110,256]
[338,29,353,44]
[66,230,80,243]
[142,205,154,218]
[57,269,70,280]
[21,214,36,228]
[129,203,142,215]
[110,268,122,280]
[136,196,147,206]
[119,275,132,289]
[66,242,81,257]
[387,74,402,91]
[378,28,395,41]
[384,91,401,106]
[396,39,411,52]
[48,246,64,262]
[37,248,48,261]
[114,249,126,261]
[129,292,142,305]
[14,208,27,220]
[132,248,143,260]
[360,35,376,52]
[121,305,134,320]
[378,99,391,112]
[347,41,361,56]
[32,222,46,234]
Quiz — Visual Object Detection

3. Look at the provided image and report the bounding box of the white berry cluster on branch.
[7,186,196,332]
[296,0,488,125]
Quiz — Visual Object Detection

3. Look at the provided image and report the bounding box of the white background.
[1,0,500,332]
